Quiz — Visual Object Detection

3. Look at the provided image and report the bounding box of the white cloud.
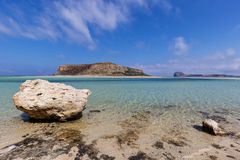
[208,48,236,60]
[157,0,173,13]
[134,48,240,76]
[0,23,12,34]
[0,0,176,49]
[226,48,236,56]
[0,16,59,40]
[0,64,15,74]
[170,36,190,55]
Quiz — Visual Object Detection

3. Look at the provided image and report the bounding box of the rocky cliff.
[55,62,148,76]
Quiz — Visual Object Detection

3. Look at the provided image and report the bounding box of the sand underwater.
[0,77,240,160]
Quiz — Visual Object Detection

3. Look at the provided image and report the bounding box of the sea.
[1,76,240,119]
[0,76,240,153]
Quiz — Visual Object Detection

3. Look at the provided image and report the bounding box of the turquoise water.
[1,76,240,120]
[1,76,240,157]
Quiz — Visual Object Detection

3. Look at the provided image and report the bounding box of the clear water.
[1,76,240,157]
[1,76,240,120]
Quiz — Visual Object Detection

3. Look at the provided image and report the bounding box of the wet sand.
[0,106,240,160]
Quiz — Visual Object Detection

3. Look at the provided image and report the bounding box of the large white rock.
[13,79,91,121]
[202,119,225,136]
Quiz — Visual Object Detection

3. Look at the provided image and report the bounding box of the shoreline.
[2,75,240,80]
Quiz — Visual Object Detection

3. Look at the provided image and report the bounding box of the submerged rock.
[152,141,164,149]
[0,128,113,160]
[128,151,156,160]
[13,79,91,121]
[89,109,101,113]
[202,119,225,136]
[162,136,188,147]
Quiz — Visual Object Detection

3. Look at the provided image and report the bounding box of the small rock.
[152,141,164,149]
[100,154,115,160]
[226,155,236,159]
[202,119,225,135]
[89,110,101,113]
[235,132,240,139]
[235,149,240,152]
[128,151,156,160]
[209,155,218,160]
[163,152,175,160]
[212,143,224,149]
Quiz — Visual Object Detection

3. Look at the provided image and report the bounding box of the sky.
[0,0,240,76]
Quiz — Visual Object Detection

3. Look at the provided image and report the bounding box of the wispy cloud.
[134,48,240,76]
[0,23,12,34]
[157,0,173,13]
[169,36,190,55]
[0,64,15,74]
[208,48,236,60]
[0,0,176,49]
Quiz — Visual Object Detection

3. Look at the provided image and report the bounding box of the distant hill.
[173,72,240,78]
[54,62,149,76]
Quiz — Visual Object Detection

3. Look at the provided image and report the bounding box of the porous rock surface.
[13,79,91,121]
[202,119,225,135]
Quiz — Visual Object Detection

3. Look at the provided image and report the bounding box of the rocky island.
[54,62,148,76]
[174,72,240,78]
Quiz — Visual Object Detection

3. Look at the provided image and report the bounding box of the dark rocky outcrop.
[55,62,148,76]
[173,72,185,77]
[0,127,116,160]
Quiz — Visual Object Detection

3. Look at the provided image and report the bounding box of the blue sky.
[0,0,240,76]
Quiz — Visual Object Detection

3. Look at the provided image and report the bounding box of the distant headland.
[54,62,149,76]
[174,72,240,78]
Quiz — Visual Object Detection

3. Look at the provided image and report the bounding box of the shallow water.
[1,77,240,119]
[0,77,240,159]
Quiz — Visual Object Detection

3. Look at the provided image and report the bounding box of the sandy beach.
[1,101,240,160]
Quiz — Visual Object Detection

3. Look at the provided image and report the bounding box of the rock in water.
[202,119,225,136]
[13,79,91,121]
